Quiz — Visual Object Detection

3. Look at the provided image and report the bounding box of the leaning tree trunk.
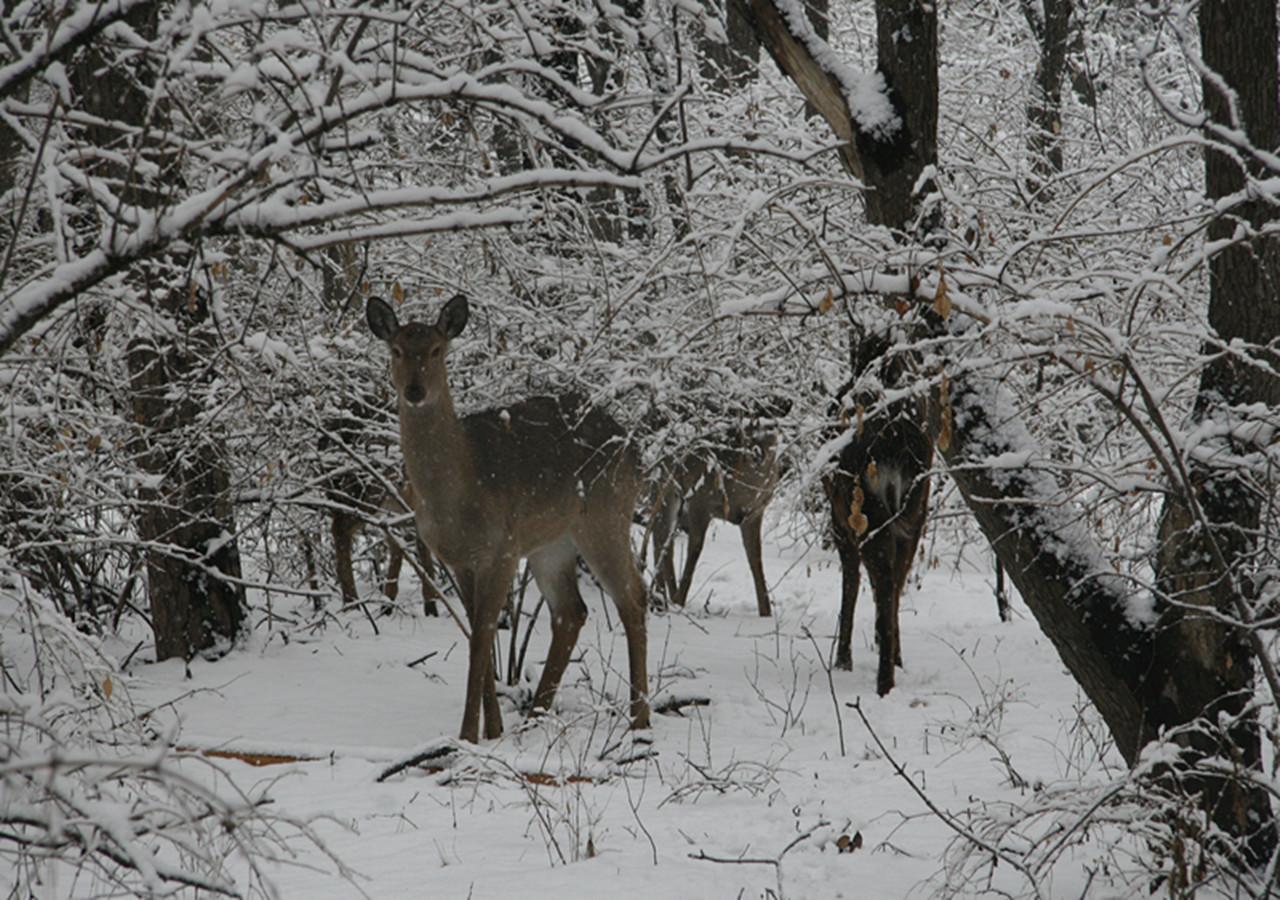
[73,8,246,660]
[730,0,935,231]
[737,0,1279,865]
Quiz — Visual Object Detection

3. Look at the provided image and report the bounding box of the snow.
[771,0,899,141]
[89,520,1126,899]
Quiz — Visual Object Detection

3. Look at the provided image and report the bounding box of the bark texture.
[1147,0,1280,866]
[73,7,247,660]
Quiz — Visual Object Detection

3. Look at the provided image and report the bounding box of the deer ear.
[366,297,399,341]
[438,294,469,339]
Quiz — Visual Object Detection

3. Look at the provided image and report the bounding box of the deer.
[823,333,932,696]
[320,401,442,615]
[366,293,649,744]
[339,479,442,614]
[650,428,781,617]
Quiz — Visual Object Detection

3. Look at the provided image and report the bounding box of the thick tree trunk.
[129,316,247,659]
[731,0,935,230]
[73,8,247,660]
[1148,0,1280,866]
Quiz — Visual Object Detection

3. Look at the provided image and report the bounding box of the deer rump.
[824,408,932,695]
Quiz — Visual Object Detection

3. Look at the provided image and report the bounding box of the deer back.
[667,428,780,527]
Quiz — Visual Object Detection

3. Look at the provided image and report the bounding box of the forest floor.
[116,519,1132,899]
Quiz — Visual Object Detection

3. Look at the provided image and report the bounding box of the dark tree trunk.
[128,307,247,660]
[1147,0,1280,867]
[730,0,936,230]
[73,8,246,660]
[700,0,761,92]
[1021,0,1073,196]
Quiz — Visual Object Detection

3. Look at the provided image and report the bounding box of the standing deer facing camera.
[823,336,932,696]
[367,294,649,744]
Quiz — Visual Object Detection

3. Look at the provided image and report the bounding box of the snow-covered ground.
[114,520,1119,898]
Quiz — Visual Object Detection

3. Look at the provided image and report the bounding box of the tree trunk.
[73,8,246,660]
[700,0,761,92]
[1021,0,1073,196]
[128,305,247,659]
[1148,0,1280,866]
[731,0,935,231]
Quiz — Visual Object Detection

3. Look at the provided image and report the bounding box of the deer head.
[366,294,469,408]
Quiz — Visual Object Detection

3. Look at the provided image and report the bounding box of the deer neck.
[397,391,475,511]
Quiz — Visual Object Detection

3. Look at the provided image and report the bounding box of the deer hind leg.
[381,531,404,601]
[672,509,711,609]
[740,512,772,617]
[833,530,861,671]
[892,480,931,667]
[457,561,516,743]
[858,531,900,697]
[332,510,360,605]
[868,570,899,697]
[650,490,681,609]
[826,474,861,670]
[526,537,588,719]
[575,525,650,731]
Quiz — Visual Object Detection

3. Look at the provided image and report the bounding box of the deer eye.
[391,346,403,359]
[431,347,443,359]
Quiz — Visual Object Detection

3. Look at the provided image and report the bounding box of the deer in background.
[337,479,442,614]
[650,427,782,617]
[823,333,932,695]
[321,401,442,615]
[367,294,649,744]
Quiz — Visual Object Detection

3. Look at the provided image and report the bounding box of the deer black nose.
[404,384,425,405]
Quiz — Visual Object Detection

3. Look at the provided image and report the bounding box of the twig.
[801,626,846,757]
[847,698,1044,900]
[689,850,777,867]
[375,742,457,783]
[654,693,711,716]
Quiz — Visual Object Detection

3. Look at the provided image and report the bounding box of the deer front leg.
[458,560,516,743]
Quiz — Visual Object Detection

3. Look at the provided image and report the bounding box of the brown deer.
[359,480,442,613]
[650,429,781,617]
[321,402,442,614]
[367,294,649,744]
[823,335,932,695]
